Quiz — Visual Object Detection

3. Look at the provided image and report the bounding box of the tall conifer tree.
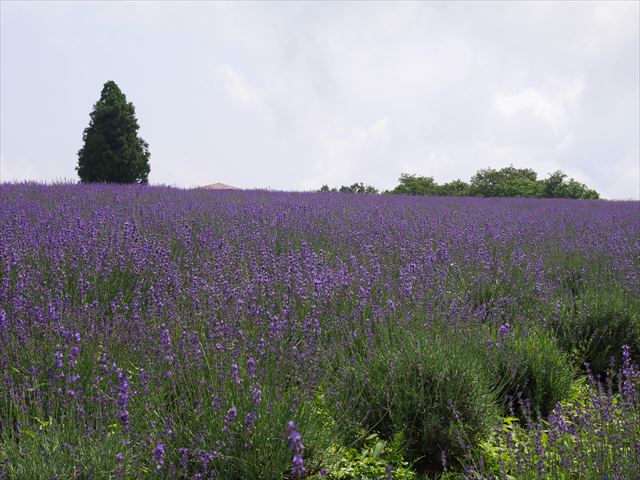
[77,81,150,183]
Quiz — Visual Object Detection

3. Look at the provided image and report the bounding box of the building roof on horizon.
[200,182,240,190]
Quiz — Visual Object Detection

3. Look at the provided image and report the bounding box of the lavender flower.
[116,368,130,427]
[247,357,256,379]
[244,411,258,432]
[153,443,165,470]
[1,183,638,477]
[499,323,512,340]
[231,363,242,385]
[223,406,237,434]
[288,421,306,478]
[0,307,7,331]
[621,345,638,401]
[54,348,63,369]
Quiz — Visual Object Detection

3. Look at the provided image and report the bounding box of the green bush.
[554,288,640,376]
[327,329,500,474]
[487,326,575,418]
[468,357,640,480]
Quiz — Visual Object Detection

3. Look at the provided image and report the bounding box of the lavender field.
[1,184,639,479]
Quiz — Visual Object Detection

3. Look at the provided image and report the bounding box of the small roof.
[201,182,240,190]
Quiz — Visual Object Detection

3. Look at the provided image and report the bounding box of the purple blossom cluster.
[288,421,306,478]
[0,183,638,478]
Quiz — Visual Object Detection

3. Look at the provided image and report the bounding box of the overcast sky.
[1,1,638,198]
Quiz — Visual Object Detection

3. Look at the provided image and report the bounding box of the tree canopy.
[469,166,540,198]
[388,174,439,196]
[320,182,379,194]
[77,81,150,184]
[323,167,599,199]
[386,166,599,199]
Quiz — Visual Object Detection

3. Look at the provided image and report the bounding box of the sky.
[1,1,639,199]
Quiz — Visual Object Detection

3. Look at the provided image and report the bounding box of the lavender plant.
[486,325,576,418]
[462,346,640,480]
[0,183,638,478]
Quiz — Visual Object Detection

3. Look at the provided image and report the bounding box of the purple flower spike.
[288,421,306,478]
[54,348,63,369]
[153,443,165,469]
[499,323,512,340]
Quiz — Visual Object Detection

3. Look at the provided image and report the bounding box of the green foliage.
[388,167,599,199]
[319,167,600,199]
[319,432,416,480]
[390,174,439,195]
[541,170,568,198]
[542,171,599,199]
[328,329,500,473]
[320,183,378,194]
[470,167,540,198]
[553,288,640,376]
[487,327,576,418]
[340,183,379,194]
[139,359,338,479]
[437,179,470,196]
[470,374,640,480]
[0,420,136,479]
[561,179,599,199]
[77,81,150,184]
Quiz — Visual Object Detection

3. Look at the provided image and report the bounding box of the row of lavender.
[1,184,638,479]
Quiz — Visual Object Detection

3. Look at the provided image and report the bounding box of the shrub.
[487,325,575,418]
[327,328,500,474]
[467,346,640,480]
[553,288,640,376]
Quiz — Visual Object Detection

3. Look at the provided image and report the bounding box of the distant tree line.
[320,182,379,194]
[319,166,599,199]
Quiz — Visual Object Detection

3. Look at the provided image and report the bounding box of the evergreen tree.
[77,81,150,183]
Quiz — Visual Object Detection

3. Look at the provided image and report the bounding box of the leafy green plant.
[553,288,640,376]
[328,328,500,474]
[319,431,416,480]
[468,363,640,480]
[487,326,575,418]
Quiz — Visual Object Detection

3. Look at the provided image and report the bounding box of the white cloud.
[576,2,640,57]
[218,64,266,111]
[494,79,584,133]
[301,116,391,188]
[597,153,640,200]
[351,117,389,148]
[1,2,638,198]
